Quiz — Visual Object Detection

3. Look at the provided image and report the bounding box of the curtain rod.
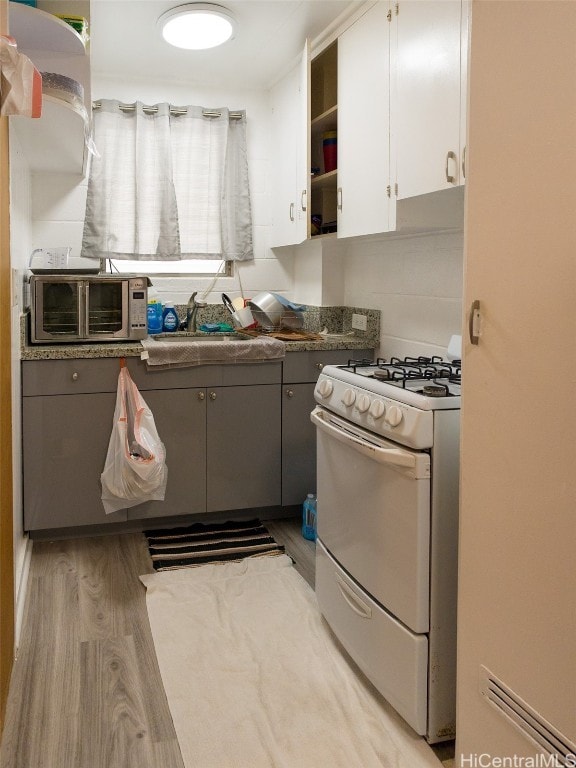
[92,101,244,119]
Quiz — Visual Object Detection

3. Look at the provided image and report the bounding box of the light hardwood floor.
[0,517,453,767]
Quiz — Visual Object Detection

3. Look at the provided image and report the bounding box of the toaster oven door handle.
[79,281,88,339]
[311,407,417,469]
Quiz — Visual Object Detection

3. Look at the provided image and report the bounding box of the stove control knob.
[341,388,356,407]
[385,405,403,427]
[356,394,371,413]
[369,399,385,420]
[317,378,333,398]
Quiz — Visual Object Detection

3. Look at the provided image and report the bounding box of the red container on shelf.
[322,131,337,173]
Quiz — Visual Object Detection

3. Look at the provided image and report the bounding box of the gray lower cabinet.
[126,383,281,519]
[282,382,317,506]
[22,358,282,532]
[21,348,371,531]
[22,391,127,530]
[125,387,207,520]
[280,348,372,506]
[207,384,281,512]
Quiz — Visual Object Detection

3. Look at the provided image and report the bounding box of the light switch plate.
[351,313,367,331]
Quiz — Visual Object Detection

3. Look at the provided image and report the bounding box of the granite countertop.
[20,335,379,361]
[20,305,380,361]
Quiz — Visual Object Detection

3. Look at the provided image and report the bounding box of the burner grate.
[338,355,462,388]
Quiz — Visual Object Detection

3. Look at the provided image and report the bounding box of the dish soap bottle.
[147,286,163,334]
[302,493,317,541]
[162,303,179,333]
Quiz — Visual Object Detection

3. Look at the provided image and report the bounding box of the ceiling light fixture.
[158,3,236,50]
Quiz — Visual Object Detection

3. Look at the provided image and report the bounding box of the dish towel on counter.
[140,554,442,768]
[140,335,285,369]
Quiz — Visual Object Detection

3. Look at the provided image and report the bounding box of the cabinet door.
[395,0,464,199]
[282,383,317,506]
[23,392,127,530]
[269,42,309,247]
[206,385,281,512]
[127,388,207,520]
[338,1,393,237]
[459,0,576,752]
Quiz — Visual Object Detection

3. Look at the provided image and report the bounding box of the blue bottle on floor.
[302,494,317,541]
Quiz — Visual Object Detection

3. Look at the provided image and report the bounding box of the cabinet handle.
[301,190,307,212]
[445,151,457,184]
[337,187,343,211]
[197,391,205,401]
[285,389,294,398]
[289,202,294,222]
[72,372,79,381]
[462,145,467,179]
[316,363,324,371]
[468,300,481,345]
[209,391,217,401]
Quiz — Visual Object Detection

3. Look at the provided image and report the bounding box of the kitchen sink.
[151,332,254,342]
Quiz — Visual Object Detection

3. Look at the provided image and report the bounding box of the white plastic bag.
[101,362,167,514]
[0,36,42,118]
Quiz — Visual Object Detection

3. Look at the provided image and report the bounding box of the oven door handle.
[311,407,417,468]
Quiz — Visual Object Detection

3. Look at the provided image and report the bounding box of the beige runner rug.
[141,554,441,768]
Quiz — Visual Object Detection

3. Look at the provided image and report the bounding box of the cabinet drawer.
[282,349,372,383]
[129,358,282,390]
[22,357,283,396]
[22,358,122,396]
[315,540,428,736]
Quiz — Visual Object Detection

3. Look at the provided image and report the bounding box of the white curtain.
[81,99,253,261]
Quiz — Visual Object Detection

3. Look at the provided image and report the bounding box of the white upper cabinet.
[8,1,91,175]
[337,1,394,238]
[394,0,468,199]
[269,43,309,248]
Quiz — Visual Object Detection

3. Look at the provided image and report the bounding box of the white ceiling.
[90,0,362,91]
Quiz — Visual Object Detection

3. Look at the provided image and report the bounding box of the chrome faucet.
[186,292,207,332]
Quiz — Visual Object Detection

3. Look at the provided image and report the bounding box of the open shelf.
[11,95,89,173]
[310,41,338,238]
[311,105,338,141]
[9,2,86,55]
[8,1,91,175]
[311,169,337,190]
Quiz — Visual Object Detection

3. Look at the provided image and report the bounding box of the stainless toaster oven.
[30,274,148,344]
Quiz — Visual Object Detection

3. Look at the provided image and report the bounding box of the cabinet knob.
[301,189,307,212]
[289,202,295,222]
[337,187,343,211]
[285,389,294,398]
[209,391,217,401]
[72,372,79,381]
[316,363,324,371]
[197,391,205,401]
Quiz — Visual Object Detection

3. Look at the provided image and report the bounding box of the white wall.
[292,229,464,358]
[343,230,464,359]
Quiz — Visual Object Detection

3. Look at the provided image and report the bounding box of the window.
[107,258,231,277]
[82,101,253,263]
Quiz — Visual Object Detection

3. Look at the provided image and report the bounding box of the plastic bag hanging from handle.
[101,361,167,514]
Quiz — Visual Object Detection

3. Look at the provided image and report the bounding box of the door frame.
[0,0,15,734]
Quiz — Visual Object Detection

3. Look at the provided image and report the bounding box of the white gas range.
[312,342,461,744]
